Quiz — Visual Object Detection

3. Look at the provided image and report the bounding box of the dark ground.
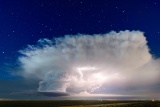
[0,100,160,107]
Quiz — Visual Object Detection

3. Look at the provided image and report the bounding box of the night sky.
[0,0,160,100]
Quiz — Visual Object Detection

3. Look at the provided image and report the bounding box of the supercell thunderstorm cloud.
[18,30,160,96]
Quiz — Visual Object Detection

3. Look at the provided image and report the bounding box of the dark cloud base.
[38,91,70,97]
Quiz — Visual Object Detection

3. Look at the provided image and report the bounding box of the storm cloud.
[18,30,160,97]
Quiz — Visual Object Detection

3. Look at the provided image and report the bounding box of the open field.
[0,100,160,107]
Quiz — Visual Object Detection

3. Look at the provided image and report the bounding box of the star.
[122,10,125,13]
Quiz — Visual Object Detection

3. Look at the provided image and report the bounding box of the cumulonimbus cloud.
[18,30,160,96]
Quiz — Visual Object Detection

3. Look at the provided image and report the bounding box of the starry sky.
[0,0,160,100]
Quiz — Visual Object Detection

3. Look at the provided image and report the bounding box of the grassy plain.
[0,100,160,107]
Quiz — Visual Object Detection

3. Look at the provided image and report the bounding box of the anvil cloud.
[18,30,160,96]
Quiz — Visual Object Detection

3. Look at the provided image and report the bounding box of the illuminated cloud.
[18,30,160,96]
